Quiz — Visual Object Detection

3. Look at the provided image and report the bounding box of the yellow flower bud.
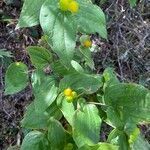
[64,143,73,150]
[16,62,20,66]
[66,96,74,103]
[68,1,79,13]
[59,0,72,11]
[64,88,72,96]
[129,128,140,144]
[83,40,92,48]
[72,91,77,98]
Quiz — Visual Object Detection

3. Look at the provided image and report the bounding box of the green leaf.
[128,127,140,144]
[108,130,130,150]
[46,102,63,120]
[104,83,150,127]
[21,131,48,150]
[78,143,118,150]
[73,104,102,147]
[40,0,76,66]
[71,60,84,73]
[132,134,150,150]
[118,132,130,150]
[129,0,137,7]
[57,93,75,126]
[107,129,120,144]
[96,143,118,150]
[103,67,120,89]
[48,118,66,149]
[107,129,130,150]
[22,101,62,129]
[17,0,45,28]
[51,60,74,76]
[4,62,29,95]
[60,73,102,94]
[76,0,107,39]
[80,47,95,70]
[31,70,58,113]
[106,107,124,129]
[21,102,49,129]
[27,46,52,68]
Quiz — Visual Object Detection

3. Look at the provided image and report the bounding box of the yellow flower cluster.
[63,88,77,103]
[59,0,79,13]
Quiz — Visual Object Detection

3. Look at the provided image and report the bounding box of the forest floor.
[0,0,150,149]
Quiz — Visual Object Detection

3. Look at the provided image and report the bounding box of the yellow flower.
[64,88,73,96]
[63,88,77,103]
[83,40,92,48]
[59,0,72,11]
[68,1,79,13]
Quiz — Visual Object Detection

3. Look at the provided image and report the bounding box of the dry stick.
[116,30,124,81]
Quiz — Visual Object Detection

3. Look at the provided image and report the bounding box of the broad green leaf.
[103,67,120,89]
[4,62,29,95]
[21,102,49,129]
[108,128,142,150]
[31,70,58,113]
[95,143,118,150]
[46,102,63,121]
[57,93,75,126]
[107,129,130,150]
[17,0,45,28]
[108,130,130,150]
[107,129,120,144]
[60,73,102,94]
[80,47,95,70]
[48,118,66,149]
[76,0,107,39]
[118,132,130,150]
[73,104,102,147]
[132,134,150,150]
[51,60,75,76]
[104,83,150,127]
[123,123,138,141]
[129,0,137,7]
[78,143,118,150]
[40,0,76,66]
[21,131,47,150]
[71,60,84,73]
[22,101,62,129]
[106,107,124,129]
[27,46,52,68]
